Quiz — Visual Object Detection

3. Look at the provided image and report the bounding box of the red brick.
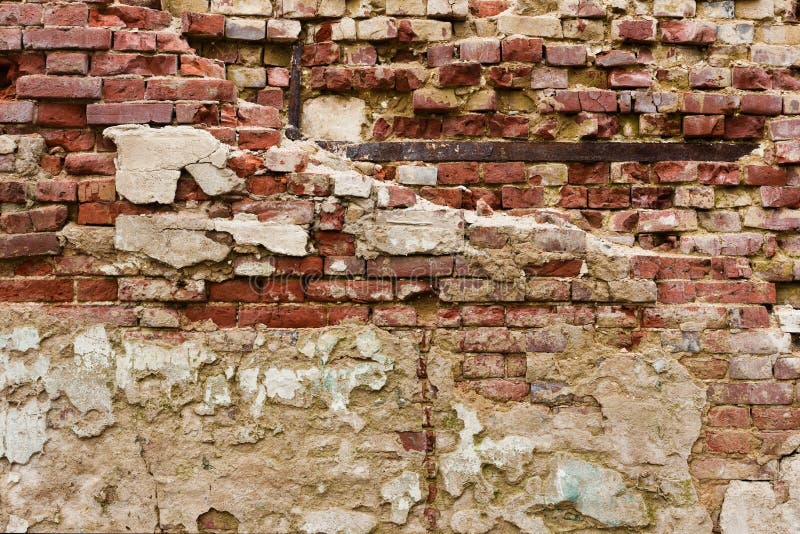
[77,179,115,202]
[366,256,453,278]
[43,4,87,26]
[501,186,543,208]
[442,114,486,137]
[305,280,393,302]
[705,430,752,454]
[419,187,462,208]
[0,102,35,123]
[501,36,542,62]
[738,306,770,328]
[682,93,739,115]
[698,163,740,185]
[527,330,567,352]
[76,278,117,301]
[694,282,775,304]
[77,201,152,225]
[86,103,173,125]
[653,161,696,182]
[724,115,765,140]
[776,140,800,163]
[608,69,652,88]
[0,206,67,233]
[155,32,191,53]
[89,6,171,30]
[237,129,281,150]
[373,305,417,327]
[559,185,587,208]
[395,68,424,91]
[0,233,61,258]
[301,42,339,66]
[102,78,146,102]
[588,186,630,208]
[741,94,782,115]
[113,31,157,51]
[35,180,76,202]
[35,103,84,128]
[23,28,111,50]
[462,354,504,378]
[733,67,772,90]
[568,162,609,184]
[482,162,525,184]
[144,78,236,101]
[752,407,800,430]
[208,279,304,303]
[460,305,504,326]
[707,406,750,428]
[0,181,27,203]
[616,19,656,42]
[745,165,787,186]
[64,153,115,175]
[16,74,101,99]
[0,279,73,301]
[631,256,711,280]
[546,45,586,66]
[45,51,88,74]
[328,306,369,325]
[460,39,500,64]
[90,52,176,76]
[488,66,531,89]
[660,20,716,45]
[238,305,327,328]
[487,114,529,138]
[470,379,529,402]
[774,357,800,379]
[761,186,800,208]
[683,115,724,137]
[438,62,481,87]
[256,87,283,108]
[437,162,479,185]
[181,12,224,36]
[707,382,793,405]
[469,0,508,16]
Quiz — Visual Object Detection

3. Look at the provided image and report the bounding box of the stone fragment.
[104,125,234,204]
[115,214,231,269]
[301,96,366,141]
[349,209,464,257]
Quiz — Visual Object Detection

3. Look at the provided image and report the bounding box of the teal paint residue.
[549,455,649,528]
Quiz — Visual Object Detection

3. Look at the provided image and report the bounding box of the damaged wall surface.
[2,0,800,532]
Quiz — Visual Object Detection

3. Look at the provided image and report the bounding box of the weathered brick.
[86,103,173,124]
[16,75,102,99]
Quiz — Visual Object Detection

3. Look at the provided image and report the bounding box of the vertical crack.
[136,434,162,533]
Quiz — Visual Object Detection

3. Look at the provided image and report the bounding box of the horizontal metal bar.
[317,141,759,163]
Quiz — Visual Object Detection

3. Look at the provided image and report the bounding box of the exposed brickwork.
[2,0,800,532]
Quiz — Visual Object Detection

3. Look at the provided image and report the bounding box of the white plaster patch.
[73,325,114,371]
[0,327,41,353]
[116,338,217,400]
[301,508,377,534]
[104,125,238,204]
[5,515,29,533]
[0,398,50,464]
[301,96,366,142]
[381,471,422,524]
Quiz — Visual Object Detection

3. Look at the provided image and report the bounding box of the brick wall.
[1,0,800,532]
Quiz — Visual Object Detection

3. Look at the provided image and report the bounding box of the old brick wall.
[1,0,800,532]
